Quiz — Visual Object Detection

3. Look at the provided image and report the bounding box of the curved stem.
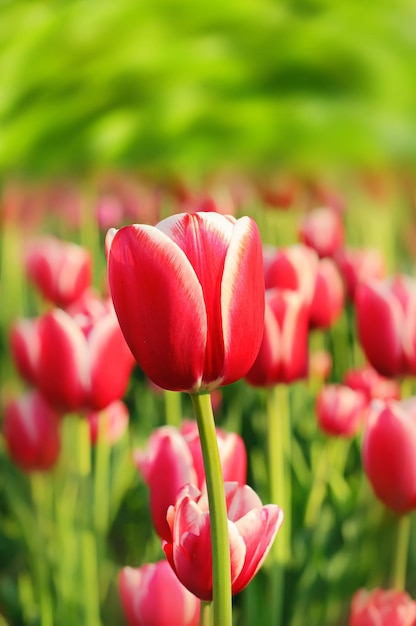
[391,514,411,591]
[190,392,232,626]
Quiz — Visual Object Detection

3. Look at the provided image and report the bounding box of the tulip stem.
[199,601,213,626]
[164,390,182,427]
[266,384,291,626]
[190,392,232,626]
[391,514,411,591]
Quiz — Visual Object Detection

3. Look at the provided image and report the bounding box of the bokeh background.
[1,0,416,181]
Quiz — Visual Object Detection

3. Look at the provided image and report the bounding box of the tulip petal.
[232,505,283,595]
[108,224,207,392]
[221,217,265,386]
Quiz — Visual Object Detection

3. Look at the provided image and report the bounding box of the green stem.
[199,601,213,626]
[391,514,411,591]
[266,384,291,626]
[93,412,111,534]
[164,390,182,427]
[190,392,232,626]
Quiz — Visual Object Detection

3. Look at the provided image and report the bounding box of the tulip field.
[1,172,416,626]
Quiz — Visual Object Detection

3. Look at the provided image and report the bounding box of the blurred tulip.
[134,421,247,540]
[87,399,129,446]
[11,295,134,412]
[363,400,416,513]
[334,247,386,301]
[10,318,40,384]
[163,482,283,601]
[309,258,345,329]
[25,235,92,307]
[107,212,265,393]
[316,384,367,437]
[119,561,200,626]
[299,206,345,258]
[309,349,332,381]
[355,275,416,378]
[350,588,416,626]
[264,244,319,307]
[3,390,61,472]
[344,365,401,403]
[245,288,309,386]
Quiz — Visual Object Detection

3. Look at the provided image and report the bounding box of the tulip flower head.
[316,384,367,438]
[344,365,401,403]
[107,212,265,393]
[163,482,283,601]
[119,561,200,626]
[309,257,345,329]
[3,390,61,472]
[350,588,416,626]
[299,206,345,258]
[134,421,247,540]
[362,399,416,514]
[87,399,129,446]
[25,235,92,307]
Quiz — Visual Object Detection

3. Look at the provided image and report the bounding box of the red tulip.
[10,318,40,384]
[264,244,319,308]
[163,482,283,601]
[299,206,345,258]
[355,276,416,378]
[134,421,247,540]
[119,561,200,626]
[25,235,92,307]
[344,365,401,403]
[107,212,265,393]
[309,258,345,329]
[350,588,416,626]
[3,390,61,472]
[362,400,416,513]
[87,399,129,446]
[245,288,309,386]
[316,384,367,438]
[11,295,134,412]
[334,247,386,301]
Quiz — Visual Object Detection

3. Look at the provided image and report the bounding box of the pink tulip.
[11,294,134,412]
[87,399,129,445]
[299,206,345,258]
[3,390,61,472]
[362,400,416,513]
[344,365,401,403]
[309,258,345,329]
[316,384,367,438]
[350,588,416,626]
[245,288,309,386]
[356,275,416,378]
[134,421,247,540]
[119,561,200,626]
[334,247,386,301]
[163,482,283,601]
[264,244,319,308]
[25,235,92,307]
[107,212,265,393]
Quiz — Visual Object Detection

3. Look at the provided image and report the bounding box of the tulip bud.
[25,235,92,307]
[362,400,416,514]
[134,422,247,541]
[299,206,345,258]
[344,365,400,403]
[107,212,265,393]
[119,561,200,626]
[350,588,416,626]
[87,400,129,446]
[334,247,386,301]
[3,390,61,472]
[309,258,345,329]
[316,384,367,438]
[163,482,283,601]
[355,276,416,378]
[245,288,309,386]
[264,244,319,308]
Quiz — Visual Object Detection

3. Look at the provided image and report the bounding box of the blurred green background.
[1,0,416,181]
